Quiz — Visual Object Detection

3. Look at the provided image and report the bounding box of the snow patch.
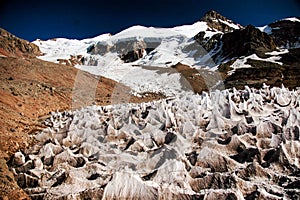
[170,21,209,38]
[265,49,289,56]
[219,19,241,30]
[228,53,284,75]
[257,25,272,34]
[282,17,300,23]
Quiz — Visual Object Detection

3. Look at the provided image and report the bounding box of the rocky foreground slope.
[10,85,300,199]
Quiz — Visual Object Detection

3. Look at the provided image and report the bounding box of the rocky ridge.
[200,10,243,33]
[0,28,42,58]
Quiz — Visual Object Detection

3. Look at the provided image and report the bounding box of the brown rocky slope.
[0,28,42,58]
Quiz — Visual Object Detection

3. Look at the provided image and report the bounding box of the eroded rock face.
[194,23,277,64]
[194,32,222,53]
[10,86,300,199]
[193,10,242,60]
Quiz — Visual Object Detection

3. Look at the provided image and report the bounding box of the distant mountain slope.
[33,11,300,97]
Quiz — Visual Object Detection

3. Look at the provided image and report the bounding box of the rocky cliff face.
[195,13,299,67]
[218,36,300,90]
[194,14,299,91]
[269,18,300,48]
[221,25,277,58]
[193,11,285,68]
[194,10,243,58]
[0,28,42,58]
[195,24,278,63]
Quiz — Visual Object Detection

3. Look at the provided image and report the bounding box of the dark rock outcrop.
[195,15,278,64]
[221,25,277,59]
[86,40,160,64]
[220,48,300,89]
[223,59,285,89]
[194,32,222,53]
[269,18,300,48]
[120,48,155,63]
[194,10,242,56]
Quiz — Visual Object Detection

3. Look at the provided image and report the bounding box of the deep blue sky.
[1,0,299,41]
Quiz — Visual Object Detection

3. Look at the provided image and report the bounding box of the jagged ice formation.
[10,85,300,199]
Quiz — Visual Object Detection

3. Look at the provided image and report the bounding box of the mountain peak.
[200,10,243,33]
[201,10,228,22]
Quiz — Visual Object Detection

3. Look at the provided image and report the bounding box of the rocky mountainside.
[193,12,300,91]
[220,48,300,89]
[220,25,277,58]
[0,28,42,58]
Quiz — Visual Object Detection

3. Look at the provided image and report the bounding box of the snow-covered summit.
[34,10,241,66]
[32,11,239,96]
[33,11,299,97]
[33,33,111,63]
[280,17,300,23]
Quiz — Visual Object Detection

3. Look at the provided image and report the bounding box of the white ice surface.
[34,20,220,67]
[76,62,184,97]
[33,34,111,63]
[265,49,289,56]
